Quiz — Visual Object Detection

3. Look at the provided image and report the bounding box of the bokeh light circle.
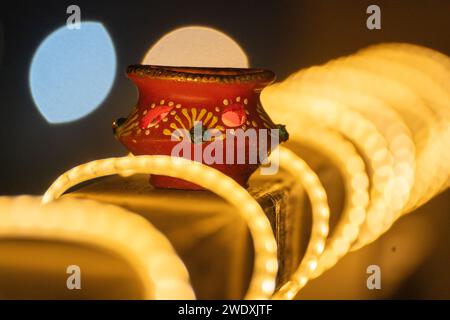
[29,21,116,124]
[142,26,248,68]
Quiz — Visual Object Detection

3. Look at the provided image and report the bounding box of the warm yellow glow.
[356,44,450,208]
[42,155,277,300]
[142,26,249,68]
[262,42,450,259]
[263,89,398,249]
[20,42,448,300]
[271,147,330,299]
[278,121,369,279]
[0,196,195,300]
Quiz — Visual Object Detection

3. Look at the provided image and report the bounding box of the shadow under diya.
[113,65,288,190]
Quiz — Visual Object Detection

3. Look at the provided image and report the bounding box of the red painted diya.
[113,65,288,190]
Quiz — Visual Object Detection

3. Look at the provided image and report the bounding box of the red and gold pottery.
[113,65,288,190]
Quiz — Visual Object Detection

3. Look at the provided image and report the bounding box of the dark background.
[0,0,449,299]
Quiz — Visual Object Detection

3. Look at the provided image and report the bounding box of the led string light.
[25,43,449,300]
[42,155,278,300]
[264,43,450,254]
[309,59,438,214]
[263,88,398,248]
[307,67,415,182]
[271,147,330,299]
[284,58,442,249]
[0,195,195,299]
[322,56,439,146]
[336,59,442,209]
[41,149,331,300]
[285,64,417,245]
[361,43,450,94]
[410,42,450,66]
[355,47,450,207]
[349,45,450,237]
[287,67,415,209]
[326,52,445,245]
[278,120,369,279]
[346,52,450,210]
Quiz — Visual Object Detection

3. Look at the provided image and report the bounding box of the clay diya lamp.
[113,65,288,190]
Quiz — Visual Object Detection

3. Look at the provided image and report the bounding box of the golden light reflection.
[4,43,448,300]
[39,43,449,300]
[0,196,195,300]
[42,155,278,300]
[271,147,330,299]
[280,121,370,279]
[262,43,450,256]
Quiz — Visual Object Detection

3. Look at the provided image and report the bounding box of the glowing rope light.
[306,68,415,177]
[361,43,450,93]
[322,58,438,145]
[264,43,450,253]
[306,59,434,199]
[346,53,448,206]
[0,196,194,299]
[346,45,450,242]
[42,155,278,300]
[270,59,442,248]
[288,67,415,206]
[332,57,441,210]
[271,147,330,299]
[262,88,397,248]
[32,42,450,300]
[282,121,369,278]
[355,47,450,207]
[285,65,417,243]
[337,49,449,246]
